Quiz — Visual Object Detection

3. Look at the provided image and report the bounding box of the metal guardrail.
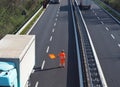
[72,0,108,87]
[70,0,84,87]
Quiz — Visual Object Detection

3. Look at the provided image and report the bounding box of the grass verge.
[20,8,44,34]
[93,0,120,21]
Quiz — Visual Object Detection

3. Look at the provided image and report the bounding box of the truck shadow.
[66,0,80,87]
[60,5,68,12]
[34,66,63,72]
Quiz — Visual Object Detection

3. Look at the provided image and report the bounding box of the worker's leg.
[60,59,65,67]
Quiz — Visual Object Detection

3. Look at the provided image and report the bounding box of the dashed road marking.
[50,36,53,42]
[111,34,115,39]
[46,46,49,53]
[35,81,39,87]
[41,60,45,70]
[52,28,55,32]
[105,27,109,31]
[101,21,104,24]
[55,18,57,21]
[95,13,97,16]
[58,7,60,10]
[118,44,120,48]
[57,11,59,14]
[56,14,59,17]
[54,23,56,26]
[97,17,100,20]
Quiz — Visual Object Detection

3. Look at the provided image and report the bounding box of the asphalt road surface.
[82,1,120,87]
[29,0,80,87]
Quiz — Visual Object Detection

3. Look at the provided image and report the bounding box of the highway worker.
[43,0,47,8]
[58,50,66,67]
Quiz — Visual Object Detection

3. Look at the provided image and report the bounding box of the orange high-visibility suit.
[58,51,65,67]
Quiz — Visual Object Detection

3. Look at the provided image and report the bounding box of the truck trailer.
[0,34,35,87]
[80,0,91,10]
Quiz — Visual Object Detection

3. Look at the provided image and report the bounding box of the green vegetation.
[0,0,43,38]
[20,8,44,34]
[102,0,120,12]
[93,0,120,21]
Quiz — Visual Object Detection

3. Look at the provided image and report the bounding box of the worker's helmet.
[61,50,64,52]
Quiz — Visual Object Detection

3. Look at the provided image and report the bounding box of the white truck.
[80,0,91,10]
[0,34,35,87]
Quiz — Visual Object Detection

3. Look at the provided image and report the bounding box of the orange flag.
[48,53,56,59]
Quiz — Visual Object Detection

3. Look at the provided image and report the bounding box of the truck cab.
[0,61,17,87]
[0,35,35,87]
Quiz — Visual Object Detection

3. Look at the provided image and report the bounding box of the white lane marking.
[50,36,53,41]
[92,10,95,13]
[57,11,59,14]
[101,21,104,24]
[95,13,97,16]
[55,18,58,21]
[46,46,49,53]
[52,28,55,32]
[105,27,109,31]
[111,34,115,39]
[35,81,39,87]
[80,9,108,87]
[118,44,120,48]
[54,23,56,26]
[41,60,45,70]
[58,7,60,10]
[56,14,59,17]
[97,17,100,20]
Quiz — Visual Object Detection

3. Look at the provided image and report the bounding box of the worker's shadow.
[34,66,63,72]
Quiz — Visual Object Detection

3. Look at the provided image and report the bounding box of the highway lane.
[28,0,80,87]
[82,1,120,87]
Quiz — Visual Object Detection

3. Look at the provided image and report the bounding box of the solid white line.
[50,36,53,41]
[52,28,55,32]
[111,34,115,39]
[105,27,109,31]
[79,9,108,87]
[17,7,43,35]
[46,46,49,53]
[35,81,39,87]
[54,23,56,26]
[41,60,45,70]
